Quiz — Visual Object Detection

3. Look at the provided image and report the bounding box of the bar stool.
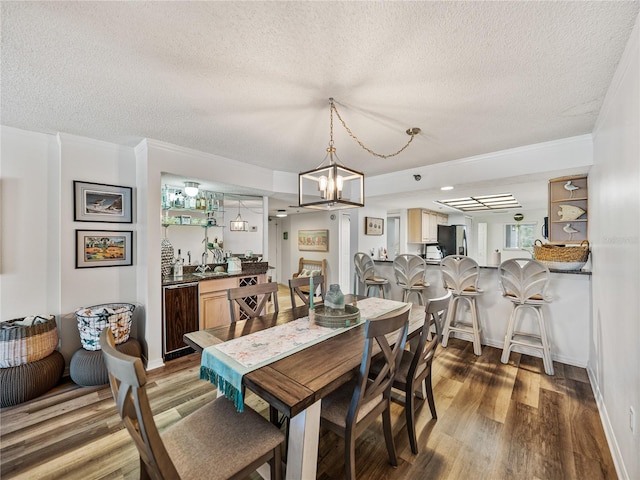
[393,254,429,304]
[498,258,554,375]
[354,252,389,298]
[440,255,484,355]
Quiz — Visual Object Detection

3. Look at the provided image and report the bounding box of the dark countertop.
[162,261,269,286]
[374,257,591,275]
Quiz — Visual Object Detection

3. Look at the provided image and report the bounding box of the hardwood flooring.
[0,338,615,480]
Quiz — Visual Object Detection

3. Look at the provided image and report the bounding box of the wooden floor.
[0,338,615,480]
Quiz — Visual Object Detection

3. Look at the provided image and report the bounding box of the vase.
[325,284,345,313]
[161,237,174,279]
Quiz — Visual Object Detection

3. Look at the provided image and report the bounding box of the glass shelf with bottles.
[162,185,225,213]
[162,211,226,228]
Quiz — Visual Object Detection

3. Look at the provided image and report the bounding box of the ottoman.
[70,337,142,387]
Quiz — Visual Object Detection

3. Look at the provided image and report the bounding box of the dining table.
[183,295,426,480]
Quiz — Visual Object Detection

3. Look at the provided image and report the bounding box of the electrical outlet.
[630,406,636,435]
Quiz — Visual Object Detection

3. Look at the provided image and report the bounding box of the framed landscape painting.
[74,181,133,223]
[76,230,133,268]
[298,229,329,252]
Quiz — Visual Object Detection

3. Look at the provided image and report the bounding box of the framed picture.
[298,229,329,252]
[74,181,133,223]
[365,217,384,235]
[76,230,133,268]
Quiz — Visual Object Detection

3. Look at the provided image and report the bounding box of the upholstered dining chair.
[320,304,411,480]
[354,252,390,298]
[99,328,285,480]
[288,274,326,308]
[372,293,450,454]
[227,281,279,322]
[393,254,430,304]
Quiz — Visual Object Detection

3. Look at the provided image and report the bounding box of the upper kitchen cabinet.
[407,208,449,243]
[548,175,588,244]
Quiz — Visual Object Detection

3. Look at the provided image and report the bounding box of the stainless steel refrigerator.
[437,224,467,257]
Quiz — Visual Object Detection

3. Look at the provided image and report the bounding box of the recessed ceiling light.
[440,186,454,191]
[275,209,287,218]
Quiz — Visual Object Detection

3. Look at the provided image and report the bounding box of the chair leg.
[536,307,555,376]
[425,372,437,420]
[441,296,457,348]
[139,457,151,480]
[405,387,418,454]
[270,442,282,480]
[501,305,518,364]
[345,425,357,480]
[382,402,398,466]
[469,297,482,355]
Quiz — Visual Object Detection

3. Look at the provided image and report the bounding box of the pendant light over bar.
[298,98,419,210]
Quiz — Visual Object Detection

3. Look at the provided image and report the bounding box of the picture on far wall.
[298,229,329,252]
[365,217,384,235]
[74,180,133,223]
[76,230,133,268]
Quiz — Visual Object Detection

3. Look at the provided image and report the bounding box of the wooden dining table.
[183,296,426,480]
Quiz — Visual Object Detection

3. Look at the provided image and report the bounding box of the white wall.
[589,15,640,480]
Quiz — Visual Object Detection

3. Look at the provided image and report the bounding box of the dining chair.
[288,274,326,308]
[440,255,484,355]
[393,254,430,304]
[498,258,555,375]
[373,293,451,454]
[99,328,285,480]
[354,252,390,298]
[227,281,279,322]
[320,304,411,480]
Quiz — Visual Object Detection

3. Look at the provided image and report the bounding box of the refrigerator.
[437,224,467,257]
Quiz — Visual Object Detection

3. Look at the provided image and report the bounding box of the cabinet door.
[407,209,422,243]
[163,283,199,356]
[437,214,448,226]
[199,277,238,329]
[421,211,431,242]
[428,212,438,242]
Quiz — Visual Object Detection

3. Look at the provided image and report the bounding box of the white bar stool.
[354,252,389,298]
[498,258,554,375]
[440,255,483,355]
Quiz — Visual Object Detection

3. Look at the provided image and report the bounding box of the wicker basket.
[75,303,135,351]
[0,315,59,368]
[533,240,589,270]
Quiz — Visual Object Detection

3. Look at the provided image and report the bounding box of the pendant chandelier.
[298,98,420,210]
[229,198,248,231]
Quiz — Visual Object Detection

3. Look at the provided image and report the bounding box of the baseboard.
[587,366,628,480]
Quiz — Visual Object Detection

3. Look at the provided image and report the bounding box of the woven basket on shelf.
[75,303,135,351]
[533,240,590,270]
[0,315,59,368]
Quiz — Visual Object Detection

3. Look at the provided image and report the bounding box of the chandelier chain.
[330,101,417,159]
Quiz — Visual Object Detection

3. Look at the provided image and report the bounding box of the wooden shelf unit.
[548,175,588,244]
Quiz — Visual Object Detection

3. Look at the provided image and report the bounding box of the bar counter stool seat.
[354,252,389,298]
[440,255,484,355]
[498,258,555,375]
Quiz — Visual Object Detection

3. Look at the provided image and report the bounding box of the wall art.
[76,230,133,268]
[74,181,133,223]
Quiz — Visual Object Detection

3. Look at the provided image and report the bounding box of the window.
[504,223,536,249]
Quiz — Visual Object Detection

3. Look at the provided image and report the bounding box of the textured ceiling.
[2,1,639,209]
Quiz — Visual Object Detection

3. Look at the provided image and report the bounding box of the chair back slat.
[228,282,279,321]
[498,258,550,304]
[347,304,410,425]
[354,252,376,282]
[288,275,326,308]
[440,255,480,293]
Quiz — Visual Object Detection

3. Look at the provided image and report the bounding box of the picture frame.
[365,217,384,235]
[76,230,133,268]
[74,181,133,223]
[298,229,329,252]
